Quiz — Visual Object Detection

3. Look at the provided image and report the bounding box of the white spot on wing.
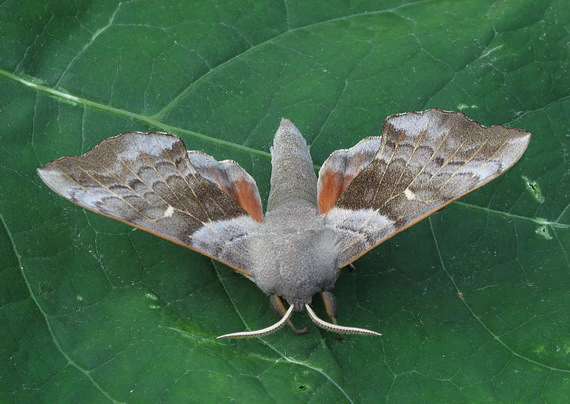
[404,188,416,200]
[163,205,174,217]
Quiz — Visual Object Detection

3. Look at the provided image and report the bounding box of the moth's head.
[250,228,341,310]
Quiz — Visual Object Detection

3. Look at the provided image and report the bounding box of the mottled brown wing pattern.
[37,132,261,278]
[325,109,531,267]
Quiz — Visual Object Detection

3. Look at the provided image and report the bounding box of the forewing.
[37,132,260,278]
[326,109,531,267]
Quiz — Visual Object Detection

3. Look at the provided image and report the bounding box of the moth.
[38,109,531,339]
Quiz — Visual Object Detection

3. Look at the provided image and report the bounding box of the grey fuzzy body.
[249,119,340,309]
[250,206,340,310]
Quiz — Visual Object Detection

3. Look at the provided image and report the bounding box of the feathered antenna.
[217,304,294,339]
[304,304,381,336]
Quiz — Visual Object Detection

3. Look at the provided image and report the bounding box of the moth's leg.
[269,295,309,334]
[320,291,343,340]
[320,291,338,324]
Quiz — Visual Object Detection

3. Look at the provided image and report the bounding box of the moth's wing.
[317,136,382,213]
[37,132,263,279]
[186,151,263,222]
[320,109,531,267]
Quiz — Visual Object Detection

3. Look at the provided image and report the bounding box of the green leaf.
[1,0,569,402]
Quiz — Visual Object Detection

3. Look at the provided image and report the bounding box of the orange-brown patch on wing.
[317,137,382,214]
[232,178,264,222]
[318,168,346,213]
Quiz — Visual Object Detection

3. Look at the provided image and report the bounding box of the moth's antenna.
[217,304,295,339]
[304,304,382,336]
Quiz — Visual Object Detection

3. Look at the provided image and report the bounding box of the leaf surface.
[1,0,569,402]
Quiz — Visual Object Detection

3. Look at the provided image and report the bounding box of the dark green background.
[1,0,569,402]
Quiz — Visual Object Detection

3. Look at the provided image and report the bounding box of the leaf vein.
[0,212,125,403]
[429,217,570,374]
